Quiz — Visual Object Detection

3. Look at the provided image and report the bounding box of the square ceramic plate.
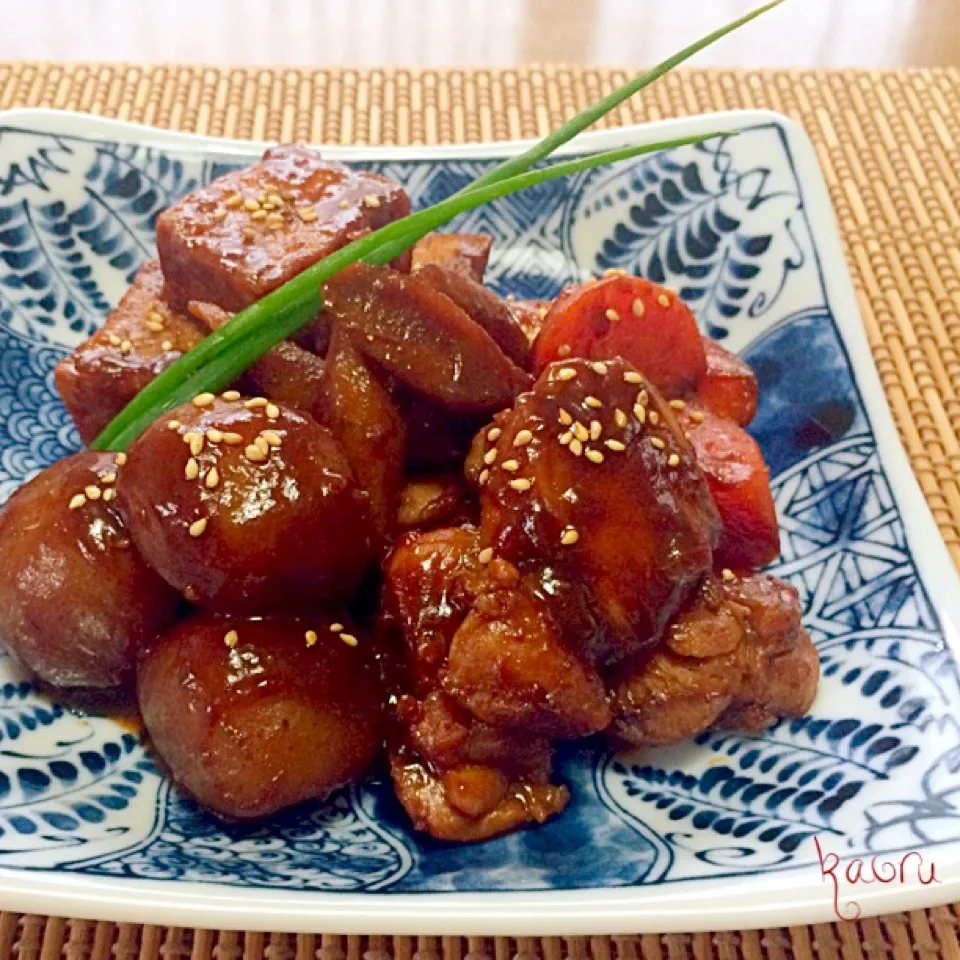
[0,107,958,934]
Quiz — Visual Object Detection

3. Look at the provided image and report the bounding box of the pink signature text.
[815,837,941,920]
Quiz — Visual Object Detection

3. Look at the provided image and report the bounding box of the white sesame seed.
[605,309,620,323]
[585,449,604,464]
[243,198,260,212]
[305,630,318,647]
[224,629,239,648]
[486,427,502,442]
[513,429,534,447]
[634,404,647,424]
[225,194,243,209]
[509,478,532,491]
[501,459,520,472]
[558,409,573,426]
[244,397,269,409]
[559,432,573,446]
[245,444,267,462]
[192,392,215,408]
[591,361,609,375]
[185,458,199,480]
[84,485,101,500]
[658,293,671,308]
[569,438,583,456]
[340,633,359,647]
[119,339,133,355]
[267,193,284,207]
[557,367,577,381]
[478,547,494,564]
[327,623,344,634]
[102,488,116,502]
[161,340,174,352]
[483,448,498,465]
[650,437,666,450]
[722,568,736,582]
[637,390,649,406]
[188,517,208,537]
[560,527,579,546]
[205,466,220,489]
[265,403,281,420]
[146,320,164,333]
[632,298,645,317]
[623,371,643,384]
[362,194,381,209]
[605,439,626,452]
[669,399,686,410]
[266,213,285,228]
[589,420,602,441]
[68,493,86,510]
[221,390,242,402]
[604,267,627,277]
[667,453,681,466]
[250,211,267,222]
[478,468,490,485]
[108,334,122,347]
[167,419,181,431]
[148,310,165,325]
[339,199,350,209]
[222,432,244,445]
[614,409,628,428]
[101,472,116,485]
[114,452,127,466]
[584,396,602,409]
[189,435,204,457]
[298,206,319,223]
[648,410,660,426]
[206,428,224,443]
[261,431,282,447]
[573,422,589,442]
[252,435,269,455]
[691,410,705,424]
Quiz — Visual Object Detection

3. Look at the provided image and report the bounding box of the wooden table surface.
[0,0,955,69]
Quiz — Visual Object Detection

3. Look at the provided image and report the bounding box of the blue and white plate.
[0,108,957,933]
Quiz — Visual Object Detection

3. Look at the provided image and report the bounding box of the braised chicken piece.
[416,263,531,369]
[411,232,493,283]
[382,526,486,694]
[323,263,529,412]
[118,397,371,611]
[390,690,567,842]
[444,569,611,738]
[397,475,468,531]
[389,747,568,843]
[0,451,179,687]
[55,261,205,443]
[320,327,407,551]
[477,357,719,663]
[157,144,410,313]
[188,301,326,417]
[609,572,818,746]
[140,611,383,819]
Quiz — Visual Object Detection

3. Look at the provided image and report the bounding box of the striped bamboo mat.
[1,61,959,956]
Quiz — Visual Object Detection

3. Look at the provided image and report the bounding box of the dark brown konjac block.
[54,261,204,444]
[156,144,410,313]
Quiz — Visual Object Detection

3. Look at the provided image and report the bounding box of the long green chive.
[91,0,785,450]
[94,132,730,450]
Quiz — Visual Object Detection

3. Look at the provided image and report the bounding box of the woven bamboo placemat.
[0,60,959,958]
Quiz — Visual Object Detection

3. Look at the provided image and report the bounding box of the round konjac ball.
[0,451,180,688]
[138,612,385,819]
[118,396,372,611]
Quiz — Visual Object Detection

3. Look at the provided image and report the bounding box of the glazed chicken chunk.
[476,357,720,664]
